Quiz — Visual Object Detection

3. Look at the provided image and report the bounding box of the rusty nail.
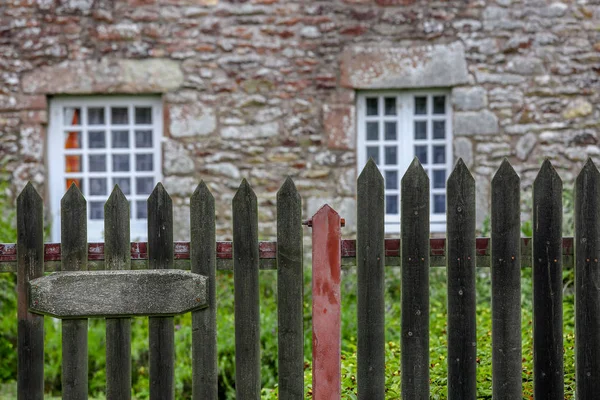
[340,218,346,227]
[302,219,313,227]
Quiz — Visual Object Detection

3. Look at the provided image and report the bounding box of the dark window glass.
[385,170,398,190]
[433,170,446,189]
[136,200,147,219]
[89,178,107,195]
[90,201,104,220]
[114,177,131,195]
[367,146,379,164]
[135,107,152,124]
[111,107,128,124]
[433,121,446,139]
[88,108,105,125]
[386,195,399,214]
[433,145,446,164]
[384,97,396,115]
[112,130,129,148]
[415,145,428,164]
[385,146,397,165]
[112,155,130,172]
[414,121,427,140]
[88,131,105,148]
[366,98,378,116]
[415,96,427,115]
[434,194,446,214]
[366,122,378,141]
[384,122,397,140]
[89,155,106,172]
[135,130,153,148]
[433,96,446,114]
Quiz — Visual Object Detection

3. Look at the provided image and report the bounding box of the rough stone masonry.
[0,0,599,239]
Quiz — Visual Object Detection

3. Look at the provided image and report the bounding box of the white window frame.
[357,90,453,233]
[48,96,163,242]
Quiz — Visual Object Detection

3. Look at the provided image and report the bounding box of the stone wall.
[1,0,599,240]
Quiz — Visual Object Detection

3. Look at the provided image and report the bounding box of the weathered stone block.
[454,110,499,136]
[323,104,355,150]
[169,103,216,137]
[454,137,474,167]
[221,122,279,140]
[163,139,195,175]
[516,132,537,161]
[22,59,183,94]
[340,42,469,89]
[563,98,593,119]
[452,87,487,111]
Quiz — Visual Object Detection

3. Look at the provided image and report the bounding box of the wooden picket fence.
[1,157,600,399]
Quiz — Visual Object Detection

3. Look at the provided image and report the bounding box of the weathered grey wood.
[148,183,175,400]
[401,158,430,400]
[446,159,476,400]
[533,160,564,399]
[60,183,88,400]
[190,181,218,400]
[29,270,207,317]
[16,183,44,400]
[356,160,385,400]
[233,179,261,399]
[491,159,522,400]
[575,158,600,399]
[104,185,132,400]
[276,177,304,400]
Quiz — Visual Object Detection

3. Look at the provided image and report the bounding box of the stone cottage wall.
[1,0,599,239]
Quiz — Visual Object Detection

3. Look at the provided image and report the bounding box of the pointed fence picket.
[5,158,600,400]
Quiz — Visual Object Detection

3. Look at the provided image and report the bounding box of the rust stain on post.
[310,205,342,400]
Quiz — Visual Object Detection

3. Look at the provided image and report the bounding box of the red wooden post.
[309,205,343,400]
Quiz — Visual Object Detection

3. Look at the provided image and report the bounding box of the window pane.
[136,200,148,219]
[384,146,397,165]
[113,154,130,172]
[111,107,129,124]
[433,170,446,189]
[135,130,153,148]
[386,195,398,215]
[415,145,427,164]
[64,131,81,149]
[88,131,106,148]
[434,194,446,214]
[89,155,106,172]
[88,107,105,125]
[89,178,107,195]
[66,178,82,192]
[433,96,446,114]
[366,122,378,141]
[385,170,398,190]
[65,155,82,172]
[112,130,129,148]
[384,122,396,140]
[136,177,154,195]
[433,145,446,164]
[366,146,379,164]
[135,107,152,124]
[136,154,153,171]
[90,201,104,220]
[64,107,81,125]
[433,121,446,139]
[366,98,378,116]
[114,177,131,195]
[414,96,427,115]
[414,121,427,140]
[384,97,396,115]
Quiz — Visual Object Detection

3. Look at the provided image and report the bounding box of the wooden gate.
[2,157,600,399]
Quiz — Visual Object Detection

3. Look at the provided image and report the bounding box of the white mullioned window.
[48,97,163,242]
[357,91,453,232]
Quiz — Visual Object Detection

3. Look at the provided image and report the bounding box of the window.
[357,91,452,232]
[48,97,162,241]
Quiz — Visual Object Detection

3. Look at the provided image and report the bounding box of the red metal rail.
[0,238,574,263]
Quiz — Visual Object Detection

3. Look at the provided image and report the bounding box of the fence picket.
[533,160,564,399]
[401,158,430,400]
[491,159,522,399]
[233,179,261,399]
[190,181,218,400]
[104,185,132,400]
[575,159,600,399]
[276,177,304,400]
[60,183,89,400]
[357,159,385,400]
[148,183,175,400]
[446,159,476,399]
[310,205,342,400]
[16,183,44,400]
